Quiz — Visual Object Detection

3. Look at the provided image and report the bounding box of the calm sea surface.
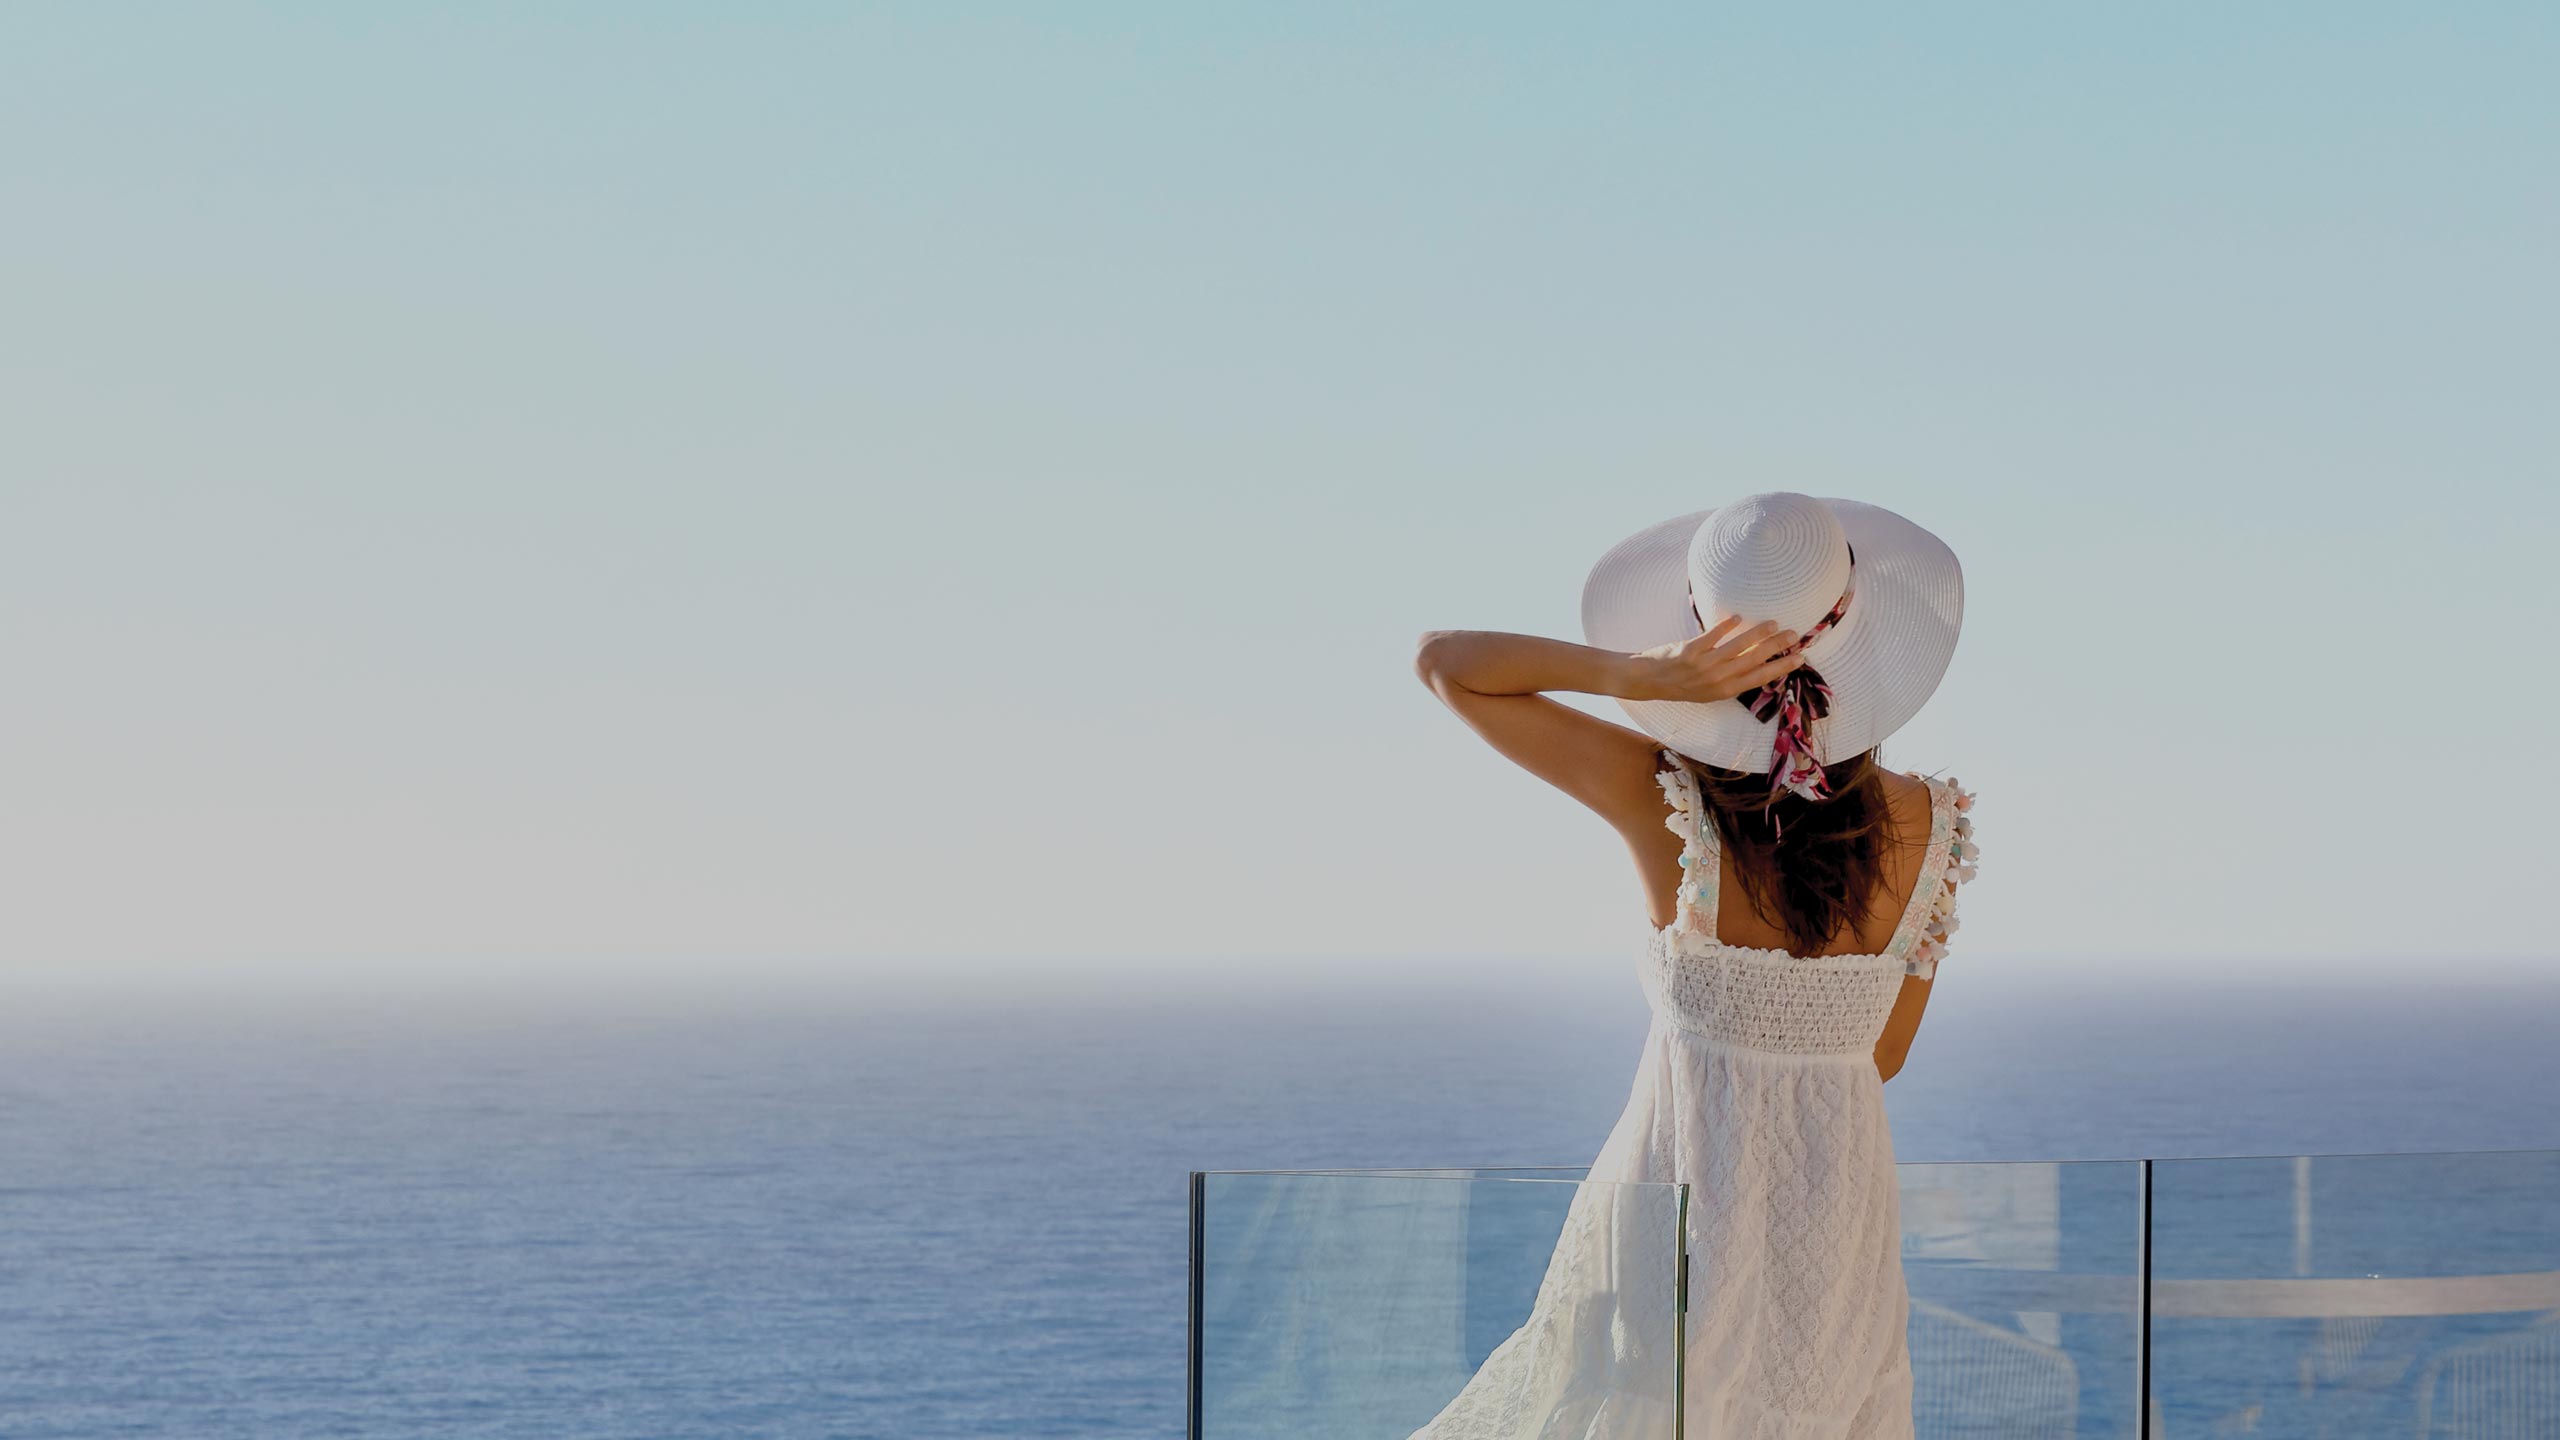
[2,967,2554,1439]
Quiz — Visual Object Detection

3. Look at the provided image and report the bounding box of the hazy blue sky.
[5,4,2553,987]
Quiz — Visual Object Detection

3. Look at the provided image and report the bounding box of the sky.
[4,3,2555,989]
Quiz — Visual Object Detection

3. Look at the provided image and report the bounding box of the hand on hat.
[1630,618,1805,704]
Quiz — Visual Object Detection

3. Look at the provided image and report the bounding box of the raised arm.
[1412,621,1803,836]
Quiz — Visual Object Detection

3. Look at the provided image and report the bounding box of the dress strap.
[1885,775,1981,980]
[1655,749,1718,936]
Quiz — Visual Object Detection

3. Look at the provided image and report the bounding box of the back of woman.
[1404,492,1980,1440]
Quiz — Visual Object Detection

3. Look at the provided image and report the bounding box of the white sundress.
[1408,750,1980,1440]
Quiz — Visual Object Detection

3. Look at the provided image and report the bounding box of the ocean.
[2,966,2554,1439]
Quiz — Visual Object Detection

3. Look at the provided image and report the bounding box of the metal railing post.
[2135,1158,2153,1440]
[1187,1171,1206,1440]
[1674,1181,1690,1440]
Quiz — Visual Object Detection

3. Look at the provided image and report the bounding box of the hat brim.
[1579,498,1963,773]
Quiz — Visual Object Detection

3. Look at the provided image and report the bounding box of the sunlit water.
[2,967,2553,1438]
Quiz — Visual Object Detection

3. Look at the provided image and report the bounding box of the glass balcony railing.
[1191,1150,2560,1440]
[2151,1149,2560,1438]
[1188,1169,1689,1440]
[1898,1158,2144,1437]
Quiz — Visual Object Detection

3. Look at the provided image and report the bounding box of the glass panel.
[2152,1149,2560,1438]
[1193,1168,1687,1440]
[1898,1159,2146,1439]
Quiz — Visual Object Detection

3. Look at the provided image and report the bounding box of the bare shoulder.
[1880,768,1938,848]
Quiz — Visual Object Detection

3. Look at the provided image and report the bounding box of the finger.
[1716,621,1792,661]
[1677,616,1748,657]
[1734,652,1805,690]
[1719,618,1782,650]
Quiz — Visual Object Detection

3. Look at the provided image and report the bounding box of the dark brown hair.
[1678,749,1900,958]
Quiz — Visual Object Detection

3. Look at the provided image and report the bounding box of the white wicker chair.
[1908,1298,2080,1439]
[2413,1316,2560,1439]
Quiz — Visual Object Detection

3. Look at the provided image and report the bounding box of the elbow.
[1874,1047,1909,1084]
[1413,630,1462,692]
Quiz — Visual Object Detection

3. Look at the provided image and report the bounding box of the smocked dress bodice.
[1640,756,1973,1058]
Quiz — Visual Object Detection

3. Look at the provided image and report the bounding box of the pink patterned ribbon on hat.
[1690,563,1854,805]
[1744,588,1850,802]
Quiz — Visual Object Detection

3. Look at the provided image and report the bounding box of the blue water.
[1,968,2554,1439]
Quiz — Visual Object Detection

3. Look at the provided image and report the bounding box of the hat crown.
[1687,491,1853,633]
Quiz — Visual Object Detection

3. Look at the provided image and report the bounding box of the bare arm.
[1412,622,1803,838]
[1873,976,1932,1082]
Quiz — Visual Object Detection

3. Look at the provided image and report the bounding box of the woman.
[1407,492,1976,1440]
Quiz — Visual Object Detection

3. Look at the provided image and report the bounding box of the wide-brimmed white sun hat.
[1580,492,1963,777]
